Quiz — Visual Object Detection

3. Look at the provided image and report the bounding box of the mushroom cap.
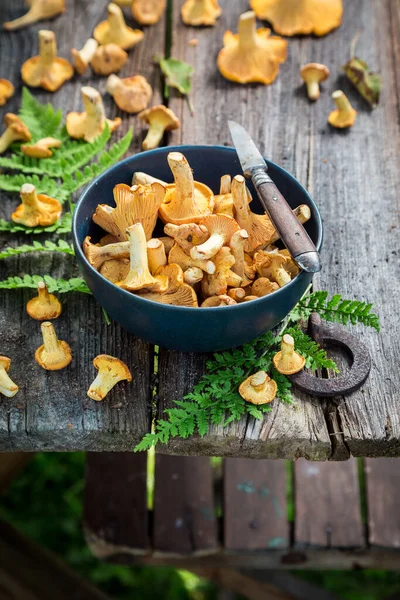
[181,0,222,26]
[217,11,287,84]
[168,242,215,275]
[0,356,11,371]
[132,0,167,24]
[201,295,237,307]
[239,371,277,405]
[35,337,72,371]
[328,90,357,128]
[199,214,240,240]
[3,113,31,142]
[93,4,144,50]
[90,44,128,75]
[300,62,330,82]
[100,258,130,282]
[280,249,300,279]
[160,152,214,225]
[26,282,62,321]
[273,334,306,375]
[250,0,343,37]
[21,137,61,159]
[155,263,184,293]
[92,354,132,380]
[138,105,180,130]
[0,79,14,106]
[254,249,287,276]
[109,75,152,113]
[138,283,198,307]
[11,189,62,227]
[21,55,73,92]
[71,49,89,75]
[251,277,279,297]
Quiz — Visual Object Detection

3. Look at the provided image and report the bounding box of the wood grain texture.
[83,452,149,558]
[153,455,218,555]
[0,519,110,600]
[295,458,364,548]
[0,0,165,450]
[224,458,289,551]
[365,458,400,548]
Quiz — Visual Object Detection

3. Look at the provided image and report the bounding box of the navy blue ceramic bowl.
[73,146,323,352]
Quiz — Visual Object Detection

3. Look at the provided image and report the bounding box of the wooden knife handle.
[254,173,321,273]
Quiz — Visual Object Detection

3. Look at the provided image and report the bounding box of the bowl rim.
[73,144,323,313]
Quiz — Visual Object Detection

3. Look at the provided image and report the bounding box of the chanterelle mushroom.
[132,0,167,25]
[229,229,254,287]
[83,236,130,270]
[21,30,73,92]
[201,294,237,307]
[253,250,291,287]
[0,80,15,106]
[250,0,343,37]
[147,238,167,274]
[118,223,168,292]
[0,113,31,155]
[202,246,242,297]
[217,11,287,85]
[26,281,62,321]
[251,277,279,297]
[0,357,19,398]
[94,3,144,50]
[93,182,165,241]
[132,172,167,187]
[106,74,152,113]
[11,183,62,227]
[239,371,277,405]
[87,354,132,401]
[35,322,72,371]
[231,175,275,252]
[181,0,221,26]
[90,44,128,76]
[328,90,357,129]
[21,137,62,159]
[159,152,214,225]
[301,63,330,100]
[168,242,215,275]
[164,222,209,254]
[71,38,99,75]
[3,0,65,31]
[66,86,121,143]
[100,258,129,283]
[138,105,180,151]
[190,215,240,260]
[273,334,305,375]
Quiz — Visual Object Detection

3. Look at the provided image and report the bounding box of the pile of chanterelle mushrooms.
[83,151,311,308]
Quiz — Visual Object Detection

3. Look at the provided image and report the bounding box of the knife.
[228,120,321,273]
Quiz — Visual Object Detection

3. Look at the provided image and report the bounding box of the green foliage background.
[1,453,400,600]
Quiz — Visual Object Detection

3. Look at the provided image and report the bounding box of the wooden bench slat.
[366,458,400,548]
[153,455,218,555]
[0,0,165,451]
[295,459,364,548]
[224,458,289,551]
[83,453,149,558]
[0,519,110,600]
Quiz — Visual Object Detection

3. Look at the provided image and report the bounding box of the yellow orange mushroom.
[35,321,72,371]
[26,281,62,321]
[87,355,132,401]
[21,29,73,92]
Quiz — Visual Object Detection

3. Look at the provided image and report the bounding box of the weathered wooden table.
[0,0,398,459]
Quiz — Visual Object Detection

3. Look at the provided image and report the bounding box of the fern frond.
[0,274,90,294]
[62,129,133,195]
[286,327,339,372]
[0,210,72,234]
[0,240,74,260]
[0,173,70,202]
[19,87,63,141]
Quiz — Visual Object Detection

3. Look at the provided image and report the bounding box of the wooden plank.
[0,0,165,450]
[309,0,400,457]
[0,519,110,600]
[0,452,34,493]
[156,0,332,459]
[295,459,364,548]
[224,458,289,551]
[153,455,218,555]
[366,458,400,548]
[83,452,149,558]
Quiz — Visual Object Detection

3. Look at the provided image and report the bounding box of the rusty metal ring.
[289,313,371,398]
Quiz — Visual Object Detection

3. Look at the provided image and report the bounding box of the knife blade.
[228,120,321,274]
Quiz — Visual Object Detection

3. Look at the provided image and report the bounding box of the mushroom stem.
[167,152,203,218]
[119,223,167,291]
[190,232,224,260]
[184,266,203,285]
[250,371,268,390]
[142,120,167,152]
[42,321,62,354]
[20,183,42,211]
[38,29,58,67]
[280,335,295,368]
[3,0,64,30]
[79,38,99,63]
[35,321,72,370]
[132,172,166,187]
[88,371,115,401]
[307,80,320,100]
[238,11,257,50]
[147,238,167,274]
[83,237,129,270]
[106,73,121,95]
[0,128,18,154]
[332,90,353,114]
[0,359,18,398]
[108,3,129,38]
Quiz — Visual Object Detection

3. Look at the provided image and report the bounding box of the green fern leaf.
[0,173,70,202]
[0,211,72,234]
[19,87,63,141]
[0,240,74,260]
[0,274,90,294]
